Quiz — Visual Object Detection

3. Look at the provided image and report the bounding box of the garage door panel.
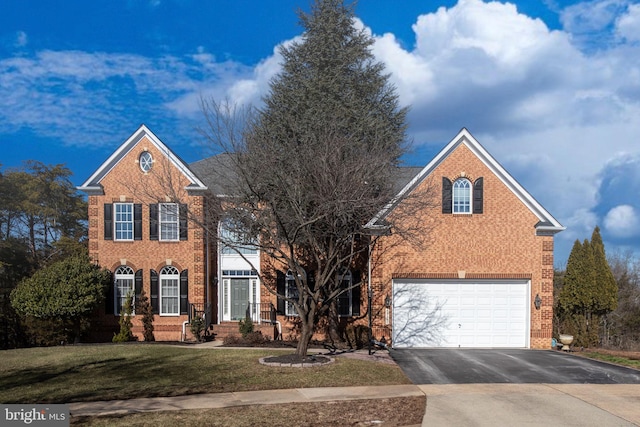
[393,279,529,348]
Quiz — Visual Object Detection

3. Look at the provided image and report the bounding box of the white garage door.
[392,279,530,348]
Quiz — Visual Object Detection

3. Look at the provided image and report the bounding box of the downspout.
[182,320,189,342]
[368,240,373,355]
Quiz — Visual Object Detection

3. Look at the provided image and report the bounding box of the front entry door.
[230,278,250,320]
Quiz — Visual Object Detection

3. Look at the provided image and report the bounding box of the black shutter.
[180,269,189,315]
[135,269,143,299]
[473,178,484,214]
[105,273,115,314]
[179,204,188,240]
[134,204,143,240]
[351,270,361,317]
[442,177,452,214]
[104,204,113,240]
[149,204,159,241]
[276,270,285,314]
[151,269,159,314]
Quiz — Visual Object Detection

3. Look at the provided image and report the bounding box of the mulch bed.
[261,354,333,367]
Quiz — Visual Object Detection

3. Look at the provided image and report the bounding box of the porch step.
[211,322,279,341]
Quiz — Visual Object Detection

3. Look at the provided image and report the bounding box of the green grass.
[580,352,640,370]
[0,344,411,404]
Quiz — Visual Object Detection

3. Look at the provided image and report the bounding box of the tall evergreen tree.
[557,228,618,347]
[200,0,419,356]
[590,226,617,314]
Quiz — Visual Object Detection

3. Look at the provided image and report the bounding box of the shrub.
[112,292,135,343]
[343,324,371,349]
[222,331,269,346]
[238,316,254,337]
[189,316,205,342]
[244,331,268,345]
[136,288,155,342]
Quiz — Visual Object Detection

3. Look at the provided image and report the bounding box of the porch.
[210,302,283,341]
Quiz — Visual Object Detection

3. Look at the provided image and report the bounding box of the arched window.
[160,266,180,315]
[453,178,472,214]
[114,266,134,315]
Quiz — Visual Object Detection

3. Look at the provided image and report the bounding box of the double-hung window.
[160,266,180,315]
[160,203,179,241]
[114,203,134,240]
[114,266,134,314]
[285,270,299,317]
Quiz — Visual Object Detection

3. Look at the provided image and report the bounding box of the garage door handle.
[459,324,461,328]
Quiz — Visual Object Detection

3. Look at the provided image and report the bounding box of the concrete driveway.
[390,349,640,426]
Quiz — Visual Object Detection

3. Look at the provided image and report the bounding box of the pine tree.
[590,226,617,314]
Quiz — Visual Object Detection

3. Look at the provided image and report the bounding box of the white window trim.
[160,266,180,316]
[114,203,134,241]
[114,266,134,315]
[139,151,153,173]
[452,178,472,214]
[159,203,179,242]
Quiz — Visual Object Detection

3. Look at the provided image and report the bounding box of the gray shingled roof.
[189,153,422,197]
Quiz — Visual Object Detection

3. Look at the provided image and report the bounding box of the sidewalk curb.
[69,385,425,417]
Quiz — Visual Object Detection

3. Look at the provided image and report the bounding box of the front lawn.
[0,344,412,404]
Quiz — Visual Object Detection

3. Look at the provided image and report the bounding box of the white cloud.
[604,205,640,237]
[616,3,640,42]
[561,0,628,34]
[0,49,251,146]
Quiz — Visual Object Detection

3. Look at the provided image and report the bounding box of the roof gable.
[77,125,207,195]
[366,128,565,235]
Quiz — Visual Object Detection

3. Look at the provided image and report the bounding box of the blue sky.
[2,0,640,266]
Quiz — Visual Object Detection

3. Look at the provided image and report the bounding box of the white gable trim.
[77,125,207,195]
[366,128,565,234]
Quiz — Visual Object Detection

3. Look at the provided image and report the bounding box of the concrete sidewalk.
[69,384,423,417]
[420,384,640,426]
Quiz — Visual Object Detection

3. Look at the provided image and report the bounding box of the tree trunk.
[72,317,81,344]
[326,301,341,344]
[296,309,316,357]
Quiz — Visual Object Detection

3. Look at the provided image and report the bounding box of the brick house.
[365,128,564,349]
[79,125,564,347]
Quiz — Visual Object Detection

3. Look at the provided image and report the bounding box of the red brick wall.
[87,136,208,342]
